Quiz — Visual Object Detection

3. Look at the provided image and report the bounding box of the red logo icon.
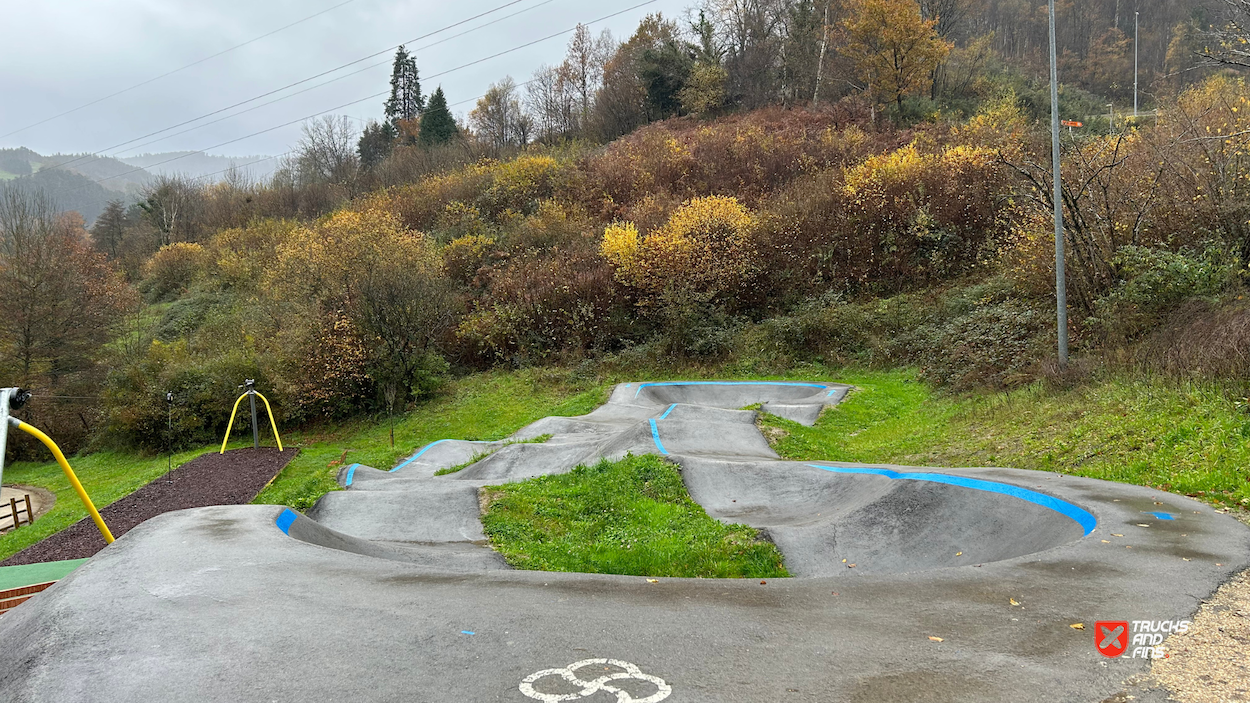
[1095,621,1129,657]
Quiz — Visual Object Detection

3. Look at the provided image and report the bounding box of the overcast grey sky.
[1,0,689,158]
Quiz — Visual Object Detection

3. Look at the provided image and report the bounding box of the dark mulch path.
[0,447,299,567]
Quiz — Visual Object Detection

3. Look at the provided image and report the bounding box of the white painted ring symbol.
[519,658,672,702]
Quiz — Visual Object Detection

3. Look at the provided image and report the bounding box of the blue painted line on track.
[275,509,299,535]
[659,404,677,420]
[391,439,493,473]
[649,419,669,455]
[807,465,1098,535]
[461,631,476,635]
[344,463,360,487]
[633,380,829,398]
[1148,511,1176,520]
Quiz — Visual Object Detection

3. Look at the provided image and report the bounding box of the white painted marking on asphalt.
[519,659,671,702]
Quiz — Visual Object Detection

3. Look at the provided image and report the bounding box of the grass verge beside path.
[761,369,1250,508]
[253,370,606,510]
[482,454,789,578]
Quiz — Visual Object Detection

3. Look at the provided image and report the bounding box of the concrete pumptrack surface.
[1,382,1248,702]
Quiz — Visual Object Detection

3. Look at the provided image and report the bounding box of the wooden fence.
[1,493,34,531]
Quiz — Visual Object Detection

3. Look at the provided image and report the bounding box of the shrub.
[103,340,272,450]
[443,234,498,286]
[602,195,757,307]
[456,247,634,365]
[756,140,1008,303]
[139,242,214,302]
[1088,246,1240,341]
[921,299,1044,389]
[211,218,300,291]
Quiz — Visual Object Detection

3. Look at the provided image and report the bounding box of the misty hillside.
[119,151,277,182]
[0,148,149,191]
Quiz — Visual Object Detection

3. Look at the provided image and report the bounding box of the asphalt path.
[1,381,1247,702]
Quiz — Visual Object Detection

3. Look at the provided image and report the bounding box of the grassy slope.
[482,454,789,578]
[762,369,1250,507]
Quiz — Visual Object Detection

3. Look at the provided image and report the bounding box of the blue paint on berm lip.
[808,465,1098,535]
[275,508,299,535]
[649,419,669,455]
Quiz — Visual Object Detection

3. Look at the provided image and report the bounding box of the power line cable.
[110,0,558,158]
[85,0,657,187]
[0,0,358,141]
[39,0,540,176]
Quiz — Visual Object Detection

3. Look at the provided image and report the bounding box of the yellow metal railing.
[220,392,283,454]
[11,420,114,544]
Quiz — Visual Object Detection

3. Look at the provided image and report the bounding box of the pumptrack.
[1,381,1247,702]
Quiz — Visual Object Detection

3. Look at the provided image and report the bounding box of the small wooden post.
[8,497,17,530]
[23,494,33,526]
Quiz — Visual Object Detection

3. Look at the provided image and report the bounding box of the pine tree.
[384,46,425,128]
[357,120,397,170]
[419,87,459,147]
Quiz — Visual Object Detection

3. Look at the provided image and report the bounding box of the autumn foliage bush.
[139,242,215,302]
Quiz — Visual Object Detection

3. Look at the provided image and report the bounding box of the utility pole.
[1049,0,1069,366]
[1133,11,1139,118]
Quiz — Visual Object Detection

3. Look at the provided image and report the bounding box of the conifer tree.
[357,120,397,170]
[384,46,424,128]
[419,87,459,146]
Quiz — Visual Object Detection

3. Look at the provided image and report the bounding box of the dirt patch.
[755,416,789,446]
[1,485,55,532]
[0,448,298,566]
[1150,566,1250,702]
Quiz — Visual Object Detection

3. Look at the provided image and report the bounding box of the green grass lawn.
[482,454,789,578]
[761,369,1250,508]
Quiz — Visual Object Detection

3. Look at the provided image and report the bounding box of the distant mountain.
[41,153,153,192]
[0,147,149,193]
[0,166,119,226]
[119,151,278,182]
[0,147,277,226]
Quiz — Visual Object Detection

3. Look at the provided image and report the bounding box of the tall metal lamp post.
[1049,0,1069,366]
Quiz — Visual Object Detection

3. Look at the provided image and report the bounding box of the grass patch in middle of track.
[481,454,789,578]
